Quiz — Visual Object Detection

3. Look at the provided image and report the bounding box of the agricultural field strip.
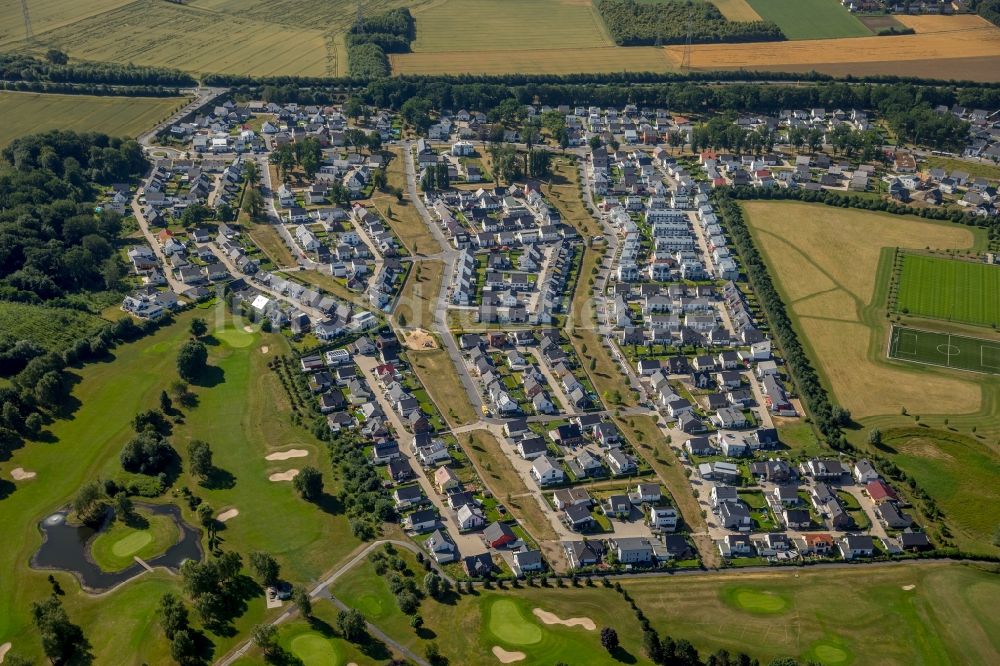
[391,46,673,75]
[746,0,871,40]
[893,253,1000,327]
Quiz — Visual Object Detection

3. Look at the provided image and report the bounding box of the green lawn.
[0,308,358,664]
[895,254,1000,328]
[746,0,871,39]
[889,326,1000,375]
[0,91,186,146]
[89,509,179,572]
[624,563,1000,664]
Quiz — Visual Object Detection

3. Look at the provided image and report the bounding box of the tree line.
[0,53,195,88]
[597,0,783,46]
[0,79,183,97]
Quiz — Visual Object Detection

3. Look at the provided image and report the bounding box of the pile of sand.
[10,467,36,481]
[243,325,254,333]
[265,449,308,461]
[269,469,299,482]
[492,646,526,663]
[533,608,596,630]
[260,345,270,354]
[403,328,438,350]
[217,508,239,523]
[902,584,916,591]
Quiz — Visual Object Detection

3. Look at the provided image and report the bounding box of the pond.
[32,502,202,593]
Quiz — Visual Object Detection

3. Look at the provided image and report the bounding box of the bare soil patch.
[265,449,309,461]
[10,467,36,480]
[403,328,439,350]
[532,608,596,630]
[492,646,526,663]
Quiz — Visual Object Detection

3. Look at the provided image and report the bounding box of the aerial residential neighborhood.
[0,2,998,665]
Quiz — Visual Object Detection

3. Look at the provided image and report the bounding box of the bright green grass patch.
[746,0,871,39]
[214,326,255,348]
[91,512,181,573]
[0,92,186,147]
[721,586,789,614]
[807,637,852,665]
[487,598,544,646]
[291,632,343,665]
[882,427,1000,556]
[0,301,109,350]
[895,254,1000,327]
[889,326,1000,375]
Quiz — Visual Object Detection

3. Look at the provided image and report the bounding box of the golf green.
[723,587,790,614]
[290,633,342,665]
[807,638,852,665]
[111,531,153,557]
[215,326,254,348]
[488,599,543,646]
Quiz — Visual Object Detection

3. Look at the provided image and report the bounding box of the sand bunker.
[0,642,12,663]
[243,325,254,333]
[492,646,526,663]
[217,508,239,523]
[532,608,596,630]
[902,584,916,591]
[265,449,309,461]
[260,345,269,354]
[269,469,300,482]
[403,328,439,350]
[11,467,36,480]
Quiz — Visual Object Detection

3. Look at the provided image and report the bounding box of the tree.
[242,160,260,186]
[643,629,663,664]
[601,627,619,653]
[424,572,442,600]
[34,370,65,409]
[293,586,312,618]
[190,318,208,338]
[344,97,364,120]
[294,465,323,501]
[120,431,175,475]
[31,595,90,664]
[249,551,280,587]
[159,390,173,414]
[73,480,108,526]
[113,493,135,524]
[187,439,213,481]
[244,187,266,221]
[337,608,366,642]
[177,341,208,382]
[45,49,68,65]
[251,624,279,657]
[868,427,883,447]
[25,412,43,437]
[169,628,199,664]
[159,592,190,639]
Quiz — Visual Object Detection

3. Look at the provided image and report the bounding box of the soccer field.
[896,253,1000,327]
[888,326,1000,375]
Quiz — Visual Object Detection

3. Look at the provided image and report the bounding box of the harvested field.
[895,13,996,33]
[667,22,1000,82]
[858,14,905,33]
[743,201,986,420]
[710,0,762,22]
[0,92,185,147]
[392,46,673,76]
[395,260,443,331]
[411,0,612,52]
[0,0,130,46]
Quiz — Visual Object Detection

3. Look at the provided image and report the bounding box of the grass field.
[747,0,870,39]
[879,428,1000,555]
[395,259,443,331]
[378,148,439,255]
[391,45,672,75]
[89,509,179,572]
[895,254,1000,327]
[0,92,185,146]
[0,301,111,350]
[246,222,297,269]
[743,201,985,420]
[923,155,1000,181]
[889,326,1000,375]
[409,348,479,426]
[410,0,612,52]
[624,563,1000,664]
[667,15,1000,82]
[0,307,358,664]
